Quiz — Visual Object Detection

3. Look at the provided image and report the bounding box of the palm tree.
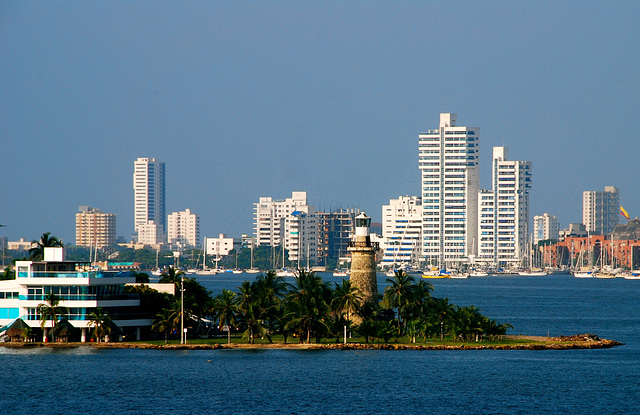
[404,280,433,322]
[211,289,238,344]
[152,308,177,344]
[332,279,363,324]
[159,267,185,286]
[252,271,288,342]
[430,297,454,342]
[37,293,68,342]
[29,232,63,260]
[87,308,113,342]
[285,269,331,343]
[383,270,415,325]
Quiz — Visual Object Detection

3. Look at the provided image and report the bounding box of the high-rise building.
[583,186,620,235]
[75,206,116,248]
[477,147,532,266]
[133,157,166,238]
[167,209,200,248]
[419,113,479,266]
[254,191,311,247]
[316,208,360,266]
[283,210,318,266]
[534,213,559,244]
[380,196,422,270]
[137,221,163,246]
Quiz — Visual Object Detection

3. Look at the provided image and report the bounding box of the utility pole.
[181,275,185,344]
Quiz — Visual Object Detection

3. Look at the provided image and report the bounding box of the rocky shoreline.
[1,334,623,351]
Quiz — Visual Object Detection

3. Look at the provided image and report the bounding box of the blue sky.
[2,1,639,244]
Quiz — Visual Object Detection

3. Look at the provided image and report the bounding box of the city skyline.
[2,2,639,243]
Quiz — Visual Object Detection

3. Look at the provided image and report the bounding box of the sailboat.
[151,245,163,276]
[196,238,217,275]
[518,236,547,276]
[232,249,243,274]
[246,241,260,273]
[276,243,295,277]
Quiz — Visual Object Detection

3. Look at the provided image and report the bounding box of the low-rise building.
[0,247,151,342]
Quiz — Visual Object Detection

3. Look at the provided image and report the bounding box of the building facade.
[253,191,312,247]
[205,234,240,259]
[419,113,479,266]
[316,208,359,267]
[133,157,166,239]
[380,196,422,270]
[533,213,559,244]
[75,206,116,248]
[167,209,200,248]
[583,186,620,236]
[477,147,532,266]
[137,221,164,246]
[283,210,318,266]
[0,247,151,342]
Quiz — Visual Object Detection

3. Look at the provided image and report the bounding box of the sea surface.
[1,274,639,414]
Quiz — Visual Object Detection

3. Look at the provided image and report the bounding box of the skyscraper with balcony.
[477,147,531,266]
[133,157,165,243]
[419,113,479,266]
[583,186,620,235]
[167,209,200,248]
[533,213,559,244]
[381,196,422,270]
[75,206,116,248]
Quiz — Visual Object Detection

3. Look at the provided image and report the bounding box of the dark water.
[2,274,639,414]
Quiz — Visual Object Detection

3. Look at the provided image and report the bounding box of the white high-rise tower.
[477,147,532,266]
[133,157,166,242]
[419,113,479,266]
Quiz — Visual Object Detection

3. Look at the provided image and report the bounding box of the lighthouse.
[348,212,379,307]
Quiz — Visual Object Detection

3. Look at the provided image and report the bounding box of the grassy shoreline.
[0,335,623,351]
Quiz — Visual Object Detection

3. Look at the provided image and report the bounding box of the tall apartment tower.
[167,209,200,248]
[75,206,116,248]
[477,147,532,266]
[583,186,620,235]
[533,213,559,244]
[381,196,422,270]
[316,209,360,266]
[419,113,479,266]
[133,158,166,239]
[253,191,312,247]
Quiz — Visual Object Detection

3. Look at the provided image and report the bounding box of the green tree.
[430,297,454,342]
[285,269,331,343]
[211,289,238,344]
[29,232,63,260]
[87,308,113,342]
[383,270,415,325]
[1,266,15,280]
[152,308,177,344]
[332,279,363,324]
[37,293,68,342]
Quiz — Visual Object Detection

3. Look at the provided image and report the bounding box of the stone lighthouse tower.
[348,212,379,306]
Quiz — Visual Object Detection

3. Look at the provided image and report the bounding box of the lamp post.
[181,275,185,344]
[0,225,6,268]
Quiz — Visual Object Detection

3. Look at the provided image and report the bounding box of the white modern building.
[477,147,532,266]
[0,247,151,342]
[533,213,559,244]
[283,210,318,267]
[419,113,479,266]
[583,186,620,236]
[167,209,200,248]
[254,191,312,247]
[133,157,166,240]
[75,206,116,248]
[137,221,164,247]
[205,234,240,258]
[380,196,422,270]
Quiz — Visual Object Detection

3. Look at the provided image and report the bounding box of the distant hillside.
[613,219,640,240]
